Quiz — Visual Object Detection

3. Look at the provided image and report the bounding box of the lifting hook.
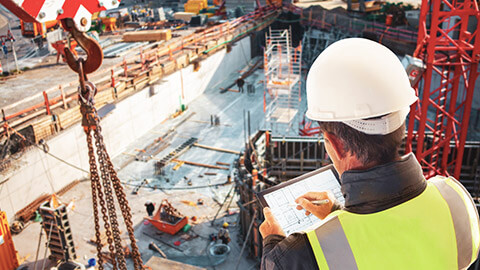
[62,18,103,75]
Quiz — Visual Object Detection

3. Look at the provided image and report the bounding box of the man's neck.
[339,154,401,177]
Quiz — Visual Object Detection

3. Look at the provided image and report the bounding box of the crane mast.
[406,0,480,179]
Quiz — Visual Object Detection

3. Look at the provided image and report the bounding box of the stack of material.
[162,60,176,74]
[184,0,208,14]
[173,12,196,21]
[176,53,189,69]
[93,88,115,108]
[31,115,57,143]
[123,29,172,42]
[57,105,82,130]
[15,194,51,223]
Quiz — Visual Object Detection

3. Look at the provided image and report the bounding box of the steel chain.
[86,131,105,269]
[86,122,118,269]
[80,78,144,269]
[94,129,126,270]
[107,158,143,269]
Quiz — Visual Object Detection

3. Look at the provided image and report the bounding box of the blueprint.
[263,169,344,236]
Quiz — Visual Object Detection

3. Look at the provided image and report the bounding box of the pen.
[289,199,329,207]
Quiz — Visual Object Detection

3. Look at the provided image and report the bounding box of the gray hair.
[318,121,405,166]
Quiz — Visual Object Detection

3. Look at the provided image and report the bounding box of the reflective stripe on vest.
[306,216,358,269]
[431,176,480,268]
[306,177,480,269]
[431,178,472,269]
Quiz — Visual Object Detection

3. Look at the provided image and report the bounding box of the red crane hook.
[62,18,103,75]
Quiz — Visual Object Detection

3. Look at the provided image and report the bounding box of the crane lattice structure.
[406,0,480,179]
[264,28,302,134]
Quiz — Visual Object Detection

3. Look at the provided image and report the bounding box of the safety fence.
[0,5,280,145]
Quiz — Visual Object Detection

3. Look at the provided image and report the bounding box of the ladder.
[154,137,198,173]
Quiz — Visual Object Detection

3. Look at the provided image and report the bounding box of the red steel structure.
[406,0,480,179]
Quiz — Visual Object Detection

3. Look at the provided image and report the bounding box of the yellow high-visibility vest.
[305,176,480,269]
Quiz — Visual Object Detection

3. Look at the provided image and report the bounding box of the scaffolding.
[264,28,302,135]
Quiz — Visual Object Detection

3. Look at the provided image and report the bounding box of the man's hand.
[295,191,336,220]
[259,207,285,239]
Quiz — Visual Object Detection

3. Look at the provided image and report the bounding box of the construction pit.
[6,52,271,269]
[1,0,480,269]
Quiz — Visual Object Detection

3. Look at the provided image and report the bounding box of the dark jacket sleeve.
[261,233,318,270]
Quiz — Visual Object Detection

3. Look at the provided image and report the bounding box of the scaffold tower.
[264,28,302,134]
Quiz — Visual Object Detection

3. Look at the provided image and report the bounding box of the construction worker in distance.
[218,222,231,245]
[259,38,480,269]
[144,200,155,217]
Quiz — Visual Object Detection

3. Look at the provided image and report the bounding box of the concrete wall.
[0,37,251,222]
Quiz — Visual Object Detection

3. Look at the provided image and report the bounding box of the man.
[145,200,155,217]
[259,38,480,269]
[218,222,231,245]
[237,78,245,93]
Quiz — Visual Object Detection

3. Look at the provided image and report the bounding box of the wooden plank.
[172,159,229,170]
[193,143,240,154]
[216,161,230,166]
[123,29,172,42]
[145,256,205,270]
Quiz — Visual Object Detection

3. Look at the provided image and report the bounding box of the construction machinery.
[20,19,59,38]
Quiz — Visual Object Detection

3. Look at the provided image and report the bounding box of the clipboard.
[256,165,344,236]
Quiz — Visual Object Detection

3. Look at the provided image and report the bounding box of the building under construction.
[0,0,479,269]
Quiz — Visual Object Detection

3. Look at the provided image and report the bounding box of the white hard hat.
[306,38,418,135]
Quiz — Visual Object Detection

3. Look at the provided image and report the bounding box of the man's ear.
[324,132,347,160]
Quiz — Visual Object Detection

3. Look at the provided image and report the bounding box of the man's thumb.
[263,207,274,221]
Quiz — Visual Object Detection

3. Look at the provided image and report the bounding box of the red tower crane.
[406,0,480,179]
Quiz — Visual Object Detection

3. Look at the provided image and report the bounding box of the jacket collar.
[340,153,427,214]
